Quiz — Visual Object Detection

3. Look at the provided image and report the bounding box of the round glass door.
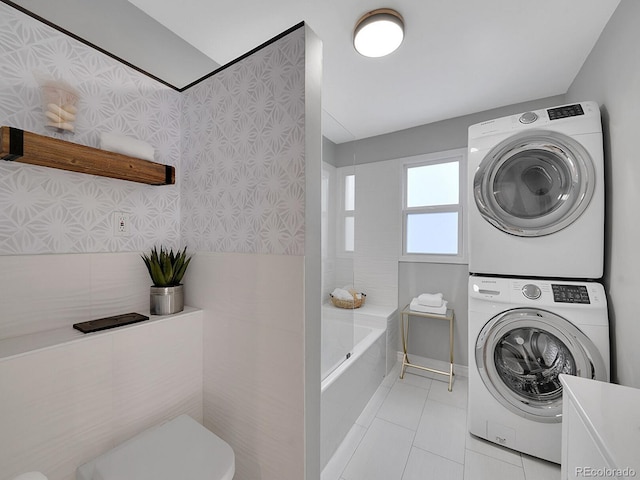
[475,308,605,422]
[474,130,595,236]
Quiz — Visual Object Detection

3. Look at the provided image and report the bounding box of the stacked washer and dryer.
[466,101,610,464]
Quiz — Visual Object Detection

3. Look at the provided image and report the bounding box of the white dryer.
[468,275,610,463]
[468,101,604,279]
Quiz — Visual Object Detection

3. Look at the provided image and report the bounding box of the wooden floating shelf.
[0,126,175,185]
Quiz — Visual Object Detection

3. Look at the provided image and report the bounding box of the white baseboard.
[396,351,469,378]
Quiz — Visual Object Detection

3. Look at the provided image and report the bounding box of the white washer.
[468,101,604,279]
[468,275,610,464]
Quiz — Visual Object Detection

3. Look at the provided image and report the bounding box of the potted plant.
[141,246,192,315]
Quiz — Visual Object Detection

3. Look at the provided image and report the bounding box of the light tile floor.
[322,362,561,480]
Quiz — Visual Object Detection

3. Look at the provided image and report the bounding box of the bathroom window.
[402,148,467,263]
[340,172,355,253]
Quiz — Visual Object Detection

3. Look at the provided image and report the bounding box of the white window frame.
[337,169,355,256]
[400,148,468,264]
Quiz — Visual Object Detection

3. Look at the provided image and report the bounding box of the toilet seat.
[77,414,234,480]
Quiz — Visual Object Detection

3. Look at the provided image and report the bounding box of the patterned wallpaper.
[0,3,182,255]
[181,28,306,256]
[0,3,306,257]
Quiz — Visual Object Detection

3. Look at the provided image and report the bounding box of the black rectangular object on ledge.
[73,312,149,334]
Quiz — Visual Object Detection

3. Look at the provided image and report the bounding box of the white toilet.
[76,414,235,480]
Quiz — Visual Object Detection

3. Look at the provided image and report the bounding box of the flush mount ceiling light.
[353,8,404,58]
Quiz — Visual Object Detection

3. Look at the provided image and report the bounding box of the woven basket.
[330,292,366,309]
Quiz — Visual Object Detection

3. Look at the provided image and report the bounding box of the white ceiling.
[128,0,620,144]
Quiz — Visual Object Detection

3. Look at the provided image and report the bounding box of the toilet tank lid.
[77,415,234,480]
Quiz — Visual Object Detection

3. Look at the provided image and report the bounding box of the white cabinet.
[560,374,640,480]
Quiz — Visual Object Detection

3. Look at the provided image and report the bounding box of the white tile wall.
[111,312,204,445]
[322,161,338,299]
[185,252,305,480]
[347,159,401,307]
[0,309,203,480]
[0,335,114,480]
[0,252,150,340]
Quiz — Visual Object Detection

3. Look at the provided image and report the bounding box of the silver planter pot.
[150,284,184,315]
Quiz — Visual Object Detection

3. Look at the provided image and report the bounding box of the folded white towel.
[410,298,448,315]
[417,292,444,307]
[331,288,353,301]
[100,132,155,161]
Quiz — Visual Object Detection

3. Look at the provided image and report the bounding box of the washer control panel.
[551,284,591,304]
[471,277,605,308]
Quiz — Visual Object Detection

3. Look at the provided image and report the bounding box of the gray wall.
[323,136,338,167]
[566,0,640,387]
[335,95,567,367]
[334,95,566,168]
[399,263,469,366]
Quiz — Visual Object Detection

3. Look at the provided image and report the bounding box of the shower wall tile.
[0,3,182,256]
[354,257,399,307]
[0,309,203,480]
[354,160,402,259]
[322,162,338,299]
[351,159,401,307]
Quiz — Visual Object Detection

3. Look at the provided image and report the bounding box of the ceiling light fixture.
[353,8,404,58]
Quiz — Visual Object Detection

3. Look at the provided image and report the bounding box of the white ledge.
[0,306,201,362]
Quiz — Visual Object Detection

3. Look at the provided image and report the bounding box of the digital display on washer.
[547,104,584,120]
[552,284,590,304]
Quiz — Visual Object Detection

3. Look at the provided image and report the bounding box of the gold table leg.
[398,305,455,391]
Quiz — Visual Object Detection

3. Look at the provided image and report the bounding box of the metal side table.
[400,304,455,391]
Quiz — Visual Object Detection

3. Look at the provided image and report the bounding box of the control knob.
[522,284,541,300]
[519,111,538,124]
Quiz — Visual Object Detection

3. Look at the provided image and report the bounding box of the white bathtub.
[320,305,396,469]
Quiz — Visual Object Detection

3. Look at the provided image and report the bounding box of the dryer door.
[473,130,595,237]
[475,308,606,423]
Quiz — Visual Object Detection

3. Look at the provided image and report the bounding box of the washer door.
[475,308,606,423]
[474,130,595,236]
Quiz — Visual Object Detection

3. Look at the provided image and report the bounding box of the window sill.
[399,254,468,265]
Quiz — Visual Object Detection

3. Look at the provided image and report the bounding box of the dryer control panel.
[552,284,590,304]
[467,101,600,140]
[547,104,585,120]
